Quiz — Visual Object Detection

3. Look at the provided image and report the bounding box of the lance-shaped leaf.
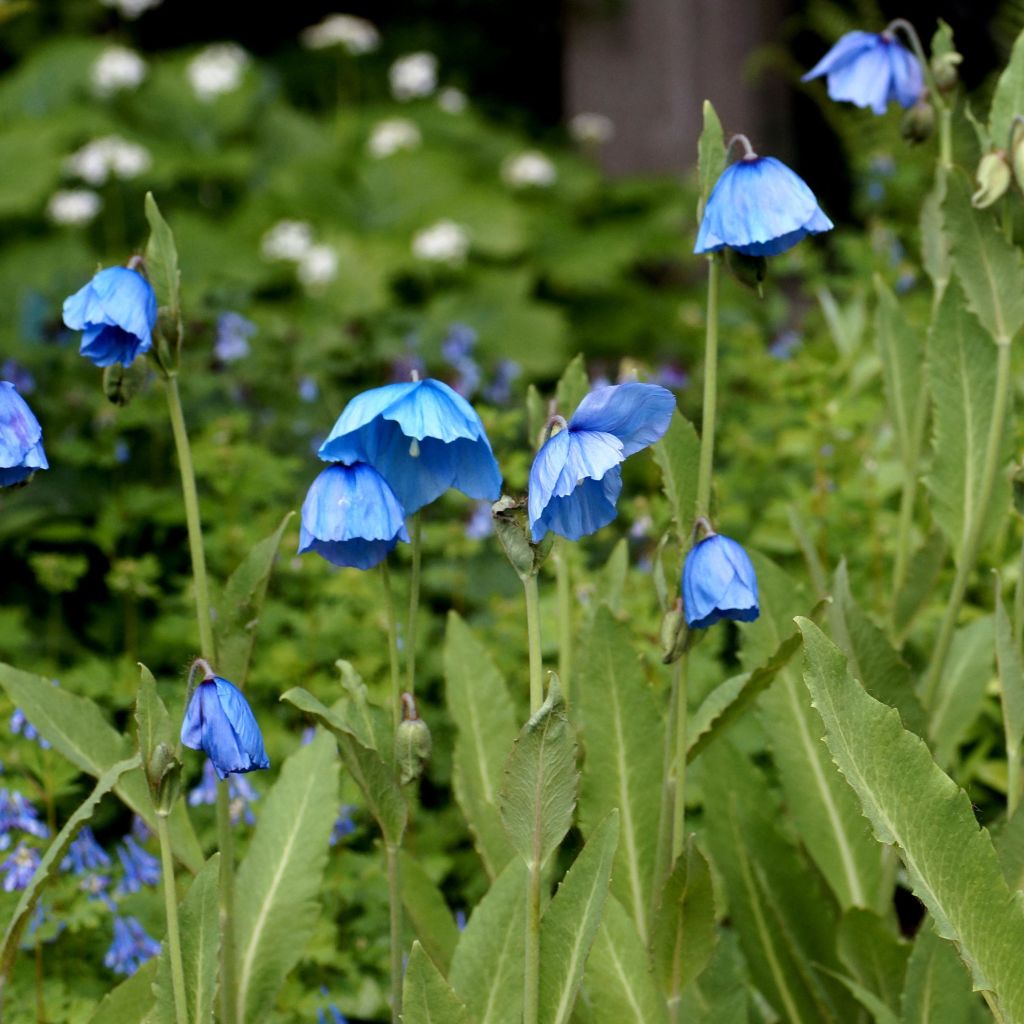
[85,960,157,1024]
[499,679,577,869]
[836,908,909,1012]
[697,100,725,221]
[234,732,338,1024]
[144,192,181,323]
[900,924,983,1024]
[538,811,619,1024]
[892,531,946,643]
[0,753,140,983]
[555,353,589,418]
[653,410,700,546]
[799,618,1024,1020]
[996,574,1024,812]
[444,612,516,877]
[921,169,950,294]
[403,942,473,1024]
[989,27,1024,152]
[135,664,174,774]
[578,608,661,944]
[400,850,460,975]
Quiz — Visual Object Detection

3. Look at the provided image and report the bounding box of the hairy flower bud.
[972,151,1012,210]
[901,99,935,144]
[396,694,432,785]
[931,50,962,93]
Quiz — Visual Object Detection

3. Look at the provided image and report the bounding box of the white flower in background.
[46,189,103,226]
[99,0,163,18]
[367,118,421,158]
[91,46,147,97]
[66,136,151,185]
[437,87,467,114]
[301,14,380,54]
[502,150,557,189]
[298,244,339,289]
[260,220,315,262]
[187,44,249,102]
[569,112,615,145]
[389,52,438,101]
[412,220,470,264]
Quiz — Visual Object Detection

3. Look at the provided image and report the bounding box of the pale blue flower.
[62,267,157,367]
[181,675,270,780]
[0,382,48,488]
[682,533,759,629]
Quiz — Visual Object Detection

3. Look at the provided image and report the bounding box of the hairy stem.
[523,856,542,1024]
[216,785,237,1024]
[381,561,402,730]
[671,658,688,863]
[524,574,544,713]
[695,258,720,520]
[406,514,422,698]
[386,844,404,1023]
[555,539,573,704]
[157,816,189,1024]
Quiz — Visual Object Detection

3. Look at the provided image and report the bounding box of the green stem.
[695,258,720,520]
[216,785,238,1024]
[406,514,422,699]
[922,341,1013,707]
[652,665,680,916]
[157,816,189,1024]
[381,561,402,730]
[386,844,403,1023]
[938,105,953,171]
[1014,536,1024,649]
[670,658,688,864]
[523,856,542,1024]
[555,539,573,705]
[524,574,544,713]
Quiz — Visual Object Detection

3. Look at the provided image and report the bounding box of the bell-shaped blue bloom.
[62,267,158,368]
[317,378,502,514]
[0,382,48,488]
[682,533,759,629]
[695,155,833,257]
[181,675,270,780]
[528,382,675,542]
[299,462,410,570]
[803,31,923,115]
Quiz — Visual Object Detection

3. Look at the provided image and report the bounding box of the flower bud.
[724,249,767,297]
[972,151,1012,210]
[102,358,148,407]
[931,51,962,93]
[146,742,183,816]
[900,100,935,145]
[493,494,552,580]
[396,695,432,785]
[660,601,687,665]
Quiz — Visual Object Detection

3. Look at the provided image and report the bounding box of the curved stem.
[386,844,404,1023]
[885,19,947,114]
[725,134,757,161]
[156,816,189,1024]
[524,574,544,713]
[695,258,720,521]
[555,539,573,705]
[381,561,402,730]
[406,514,422,699]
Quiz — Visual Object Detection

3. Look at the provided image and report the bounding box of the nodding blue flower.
[682,532,759,629]
[318,378,503,514]
[695,145,833,258]
[0,790,49,849]
[188,759,258,825]
[299,462,410,570]
[214,312,256,363]
[181,674,270,780]
[62,827,111,874]
[0,382,48,488]
[330,804,357,846]
[803,30,923,115]
[114,835,160,895]
[2,843,40,892]
[104,916,161,976]
[62,266,157,368]
[10,707,51,749]
[528,382,674,542]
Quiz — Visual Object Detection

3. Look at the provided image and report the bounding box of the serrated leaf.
[0,753,140,983]
[577,608,661,944]
[400,850,459,975]
[234,732,338,1024]
[989,28,1024,151]
[555,354,589,418]
[900,925,982,1024]
[86,960,157,1024]
[925,282,1012,563]
[215,512,293,687]
[145,192,181,323]
[836,908,909,1012]
[450,858,527,1024]
[921,170,950,293]
[996,806,1024,891]
[942,172,1024,344]
[697,100,725,223]
[499,680,578,868]
[799,618,1024,1018]
[652,410,700,546]
[0,662,203,872]
[444,613,516,877]
[538,811,618,1024]
[996,574,1024,811]
[402,942,473,1024]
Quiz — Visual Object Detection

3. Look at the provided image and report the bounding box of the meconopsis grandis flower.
[62,267,158,367]
[528,382,674,542]
[0,382,48,487]
[682,528,759,629]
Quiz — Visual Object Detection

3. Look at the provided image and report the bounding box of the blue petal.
[531,466,623,542]
[801,31,880,81]
[80,325,150,368]
[682,534,759,629]
[887,40,923,108]
[825,40,892,114]
[0,382,43,469]
[568,383,675,456]
[211,677,270,775]
[180,677,269,778]
[63,268,156,341]
[297,536,401,570]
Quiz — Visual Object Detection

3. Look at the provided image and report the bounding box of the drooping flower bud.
[724,249,768,296]
[682,529,759,629]
[102,359,148,407]
[395,693,431,785]
[659,600,687,665]
[900,99,935,144]
[972,151,1012,210]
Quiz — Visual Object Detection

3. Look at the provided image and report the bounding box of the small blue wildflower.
[455,908,467,931]
[441,323,477,364]
[214,312,256,363]
[1,360,35,395]
[104,916,161,976]
[803,30,923,115]
[115,835,160,895]
[62,827,111,874]
[483,359,521,405]
[2,843,40,891]
[695,145,833,258]
[62,267,158,368]
[299,462,410,570]
[329,804,357,846]
[318,378,503,514]
[465,500,494,540]
[682,532,759,629]
[629,514,653,540]
[768,330,802,360]
[651,363,688,391]
[114,440,131,464]
[528,382,674,542]
[130,815,152,843]
[10,707,51,749]
[0,382,48,488]
[300,725,317,746]
[298,376,319,403]
[0,790,49,849]
[188,760,258,825]
[181,674,270,780]
[317,987,348,1024]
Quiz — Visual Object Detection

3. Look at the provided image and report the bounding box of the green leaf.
[921,169,950,294]
[826,970,901,1024]
[526,383,546,451]
[799,618,1024,1019]
[280,687,407,846]
[145,192,181,324]
[590,539,628,618]
[989,27,1024,151]
[925,282,1012,564]
[0,753,141,982]
[0,662,203,872]
[697,100,725,222]
[85,960,157,1024]
[836,908,909,1012]
[400,850,460,975]
[995,574,1024,807]
[538,811,619,1024]
[577,608,662,944]
[942,172,1024,344]
[499,680,578,868]
[135,663,174,774]
[652,410,700,546]
[234,732,338,1024]
[900,925,981,1024]
[450,859,527,1024]
[651,839,717,999]
[892,531,947,642]
[402,942,473,1024]
[554,354,589,418]
[444,613,516,877]
[215,512,294,686]
[995,806,1024,891]
[574,894,669,1024]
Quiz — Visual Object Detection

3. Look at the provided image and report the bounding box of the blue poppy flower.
[803,31,923,115]
[318,378,502,514]
[682,533,759,629]
[181,675,270,780]
[299,462,410,570]
[0,382,48,488]
[62,267,157,368]
[695,155,833,257]
[528,382,675,542]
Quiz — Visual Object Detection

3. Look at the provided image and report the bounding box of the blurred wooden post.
[564,0,790,175]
